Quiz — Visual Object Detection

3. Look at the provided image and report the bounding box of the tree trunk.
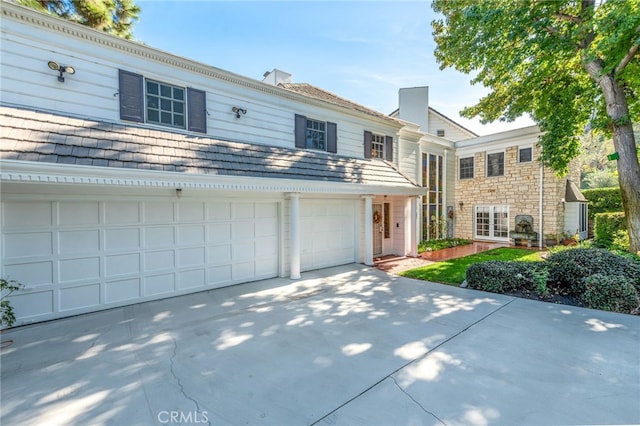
[585,64,640,253]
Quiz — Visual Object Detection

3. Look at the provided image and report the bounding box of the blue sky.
[134,1,534,135]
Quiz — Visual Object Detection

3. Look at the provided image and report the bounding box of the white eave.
[0,160,425,196]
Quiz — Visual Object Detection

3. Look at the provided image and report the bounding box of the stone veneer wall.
[454,145,574,244]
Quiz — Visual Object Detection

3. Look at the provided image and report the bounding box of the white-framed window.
[118,69,207,133]
[422,153,445,240]
[519,146,533,163]
[487,151,505,177]
[436,129,445,137]
[146,79,185,128]
[371,133,385,159]
[459,156,474,179]
[579,202,588,234]
[305,118,326,150]
[475,205,509,240]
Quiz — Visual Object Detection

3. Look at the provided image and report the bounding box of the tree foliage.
[432,0,640,253]
[16,0,140,39]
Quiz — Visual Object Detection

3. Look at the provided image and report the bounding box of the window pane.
[174,101,184,114]
[160,84,171,97]
[147,95,159,109]
[459,157,474,179]
[161,98,172,111]
[174,114,184,127]
[147,109,159,122]
[487,152,504,177]
[519,147,532,162]
[146,81,158,95]
[173,87,184,100]
[161,111,172,124]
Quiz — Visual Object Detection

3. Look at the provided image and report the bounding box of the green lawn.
[399,247,544,285]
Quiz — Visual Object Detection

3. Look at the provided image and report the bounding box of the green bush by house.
[594,212,628,250]
[582,187,623,219]
[582,274,639,312]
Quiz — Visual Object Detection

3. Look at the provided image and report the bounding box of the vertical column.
[409,196,419,257]
[289,193,301,279]
[363,195,374,266]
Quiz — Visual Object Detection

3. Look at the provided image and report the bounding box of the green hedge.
[582,187,622,219]
[594,212,627,249]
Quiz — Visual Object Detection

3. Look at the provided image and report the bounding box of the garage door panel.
[11,291,54,318]
[208,202,231,220]
[178,269,205,289]
[59,230,99,255]
[60,283,100,311]
[59,257,100,283]
[178,247,205,267]
[178,225,205,245]
[105,253,140,277]
[105,228,140,251]
[4,261,53,287]
[144,227,174,248]
[105,202,140,224]
[144,273,175,296]
[145,250,175,271]
[178,202,205,222]
[208,223,231,242]
[2,198,279,324]
[209,244,231,263]
[4,232,53,258]
[3,201,52,228]
[144,202,174,223]
[208,265,231,286]
[105,278,140,303]
[59,202,100,226]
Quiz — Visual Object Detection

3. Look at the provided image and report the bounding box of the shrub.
[582,187,623,219]
[418,238,470,253]
[594,212,627,249]
[546,248,640,293]
[466,261,546,294]
[582,274,639,313]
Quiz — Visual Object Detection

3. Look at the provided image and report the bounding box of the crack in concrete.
[390,376,446,425]
[310,297,517,425]
[168,336,212,426]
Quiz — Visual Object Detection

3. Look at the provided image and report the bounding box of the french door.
[475,205,509,240]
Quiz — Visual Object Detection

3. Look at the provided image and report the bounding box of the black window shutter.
[119,70,144,123]
[385,136,393,161]
[187,88,207,133]
[326,122,337,153]
[295,114,307,148]
[364,131,372,159]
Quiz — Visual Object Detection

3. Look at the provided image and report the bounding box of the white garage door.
[1,197,279,324]
[300,199,356,271]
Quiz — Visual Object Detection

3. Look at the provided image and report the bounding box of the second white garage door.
[300,199,357,271]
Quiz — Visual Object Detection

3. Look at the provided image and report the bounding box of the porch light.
[48,61,75,82]
[232,106,247,118]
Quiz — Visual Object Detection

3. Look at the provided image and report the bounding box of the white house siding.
[0,184,282,325]
[427,112,475,142]
[0,8,402,163]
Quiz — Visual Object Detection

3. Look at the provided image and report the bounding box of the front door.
[373,203,383,256]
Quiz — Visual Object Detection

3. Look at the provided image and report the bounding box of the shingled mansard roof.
[0,106,418,193]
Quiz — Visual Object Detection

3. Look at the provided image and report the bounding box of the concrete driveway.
[1,264,639,426]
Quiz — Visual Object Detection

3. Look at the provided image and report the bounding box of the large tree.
[16,0,140,39]
[432,0,640,253]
